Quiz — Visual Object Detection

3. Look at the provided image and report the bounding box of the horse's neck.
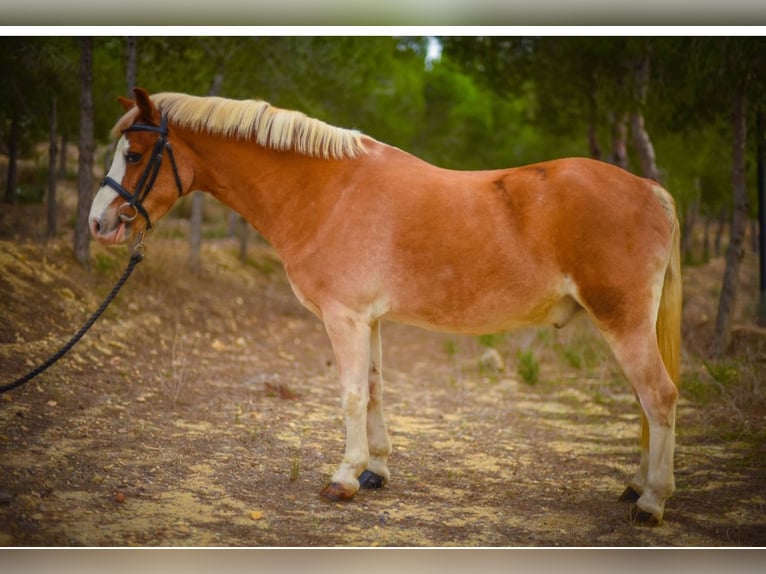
[187,132,349,253]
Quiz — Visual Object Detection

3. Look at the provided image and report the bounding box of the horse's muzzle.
[89,216,129,245]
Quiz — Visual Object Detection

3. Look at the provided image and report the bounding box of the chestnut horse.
[89,88,681,525]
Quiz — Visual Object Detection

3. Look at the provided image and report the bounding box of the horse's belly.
[385,287,581,335]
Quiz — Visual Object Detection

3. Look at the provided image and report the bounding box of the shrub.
[517,348,539,385]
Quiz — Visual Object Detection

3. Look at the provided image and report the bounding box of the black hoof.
[618,485,641,503]
[629,504,661,526]
[358,470,385,490]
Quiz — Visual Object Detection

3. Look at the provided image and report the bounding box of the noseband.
[101,114,183,230]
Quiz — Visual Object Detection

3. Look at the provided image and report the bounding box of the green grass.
[703,359,740,386]
[516,348,539,385]
[477,333,505,349]
[93,252,121,275]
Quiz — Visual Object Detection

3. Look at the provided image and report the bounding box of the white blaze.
[89,135,129,225]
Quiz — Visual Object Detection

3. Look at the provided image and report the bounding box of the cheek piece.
[100,114,183,230]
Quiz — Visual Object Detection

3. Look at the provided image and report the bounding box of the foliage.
[516,348,539,385]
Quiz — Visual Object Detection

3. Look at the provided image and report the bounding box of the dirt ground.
[1,209,765,547]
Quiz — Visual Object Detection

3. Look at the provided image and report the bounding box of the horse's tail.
[656,206,682,386]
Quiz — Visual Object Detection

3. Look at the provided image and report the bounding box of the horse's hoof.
[629,504,662,526]
[358,470,386,490]
[319,482,357,501]
[618,485,641,503]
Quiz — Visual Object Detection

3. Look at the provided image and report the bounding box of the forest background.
[2,35,765,355]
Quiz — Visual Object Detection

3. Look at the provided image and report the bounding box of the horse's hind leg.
[618,409,649,504]
[359,320,392,489]
[607,327,677,525]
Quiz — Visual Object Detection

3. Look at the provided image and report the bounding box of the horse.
[89,88,681,526]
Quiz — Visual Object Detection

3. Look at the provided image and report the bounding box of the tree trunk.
[187,192,205,271]
[188,68,225,271]
[703,215,712,263]
[631,111,660,182]
[228,211,238,238]
[47,96,58,239]
[126,36,137,95]
[610,112,629,170]
[628,52,661,183]
[715,207,727,257]
[758,108,766,326]
[712,82,750,357]
[4,112,20,204]
[58,132,68,179]
[587,73,601,160]
[238,215,250,263]
[681,194,700,263]
[75,37,94,266]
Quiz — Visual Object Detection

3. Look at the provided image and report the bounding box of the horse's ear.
[117,96,135,112]
[132,87,160,124]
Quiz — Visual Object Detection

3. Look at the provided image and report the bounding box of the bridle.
[101,114,184,230]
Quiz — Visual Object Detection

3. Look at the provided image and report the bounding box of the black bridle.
[101,114,184,230]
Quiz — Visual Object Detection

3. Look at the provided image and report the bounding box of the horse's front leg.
[320,312,372,501]
[359,320,392,490]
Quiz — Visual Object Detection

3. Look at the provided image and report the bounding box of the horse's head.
[89,88,193,245]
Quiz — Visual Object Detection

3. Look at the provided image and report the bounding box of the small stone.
[479,348,505,373]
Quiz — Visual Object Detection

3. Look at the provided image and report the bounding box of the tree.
[661,37,766,356]
[74,37,94,266]
[758,110,766,326]
[1,38,77,208]
[4,111,20,204]
[712,76,751,356]
[630,48,660,182]
[47,96,57,238]
[126,36,137,95]
[1,38,35,204]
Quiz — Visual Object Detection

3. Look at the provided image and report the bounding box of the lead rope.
[0,236,146,395]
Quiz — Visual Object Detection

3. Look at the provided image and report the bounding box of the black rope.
[0,250,144,395]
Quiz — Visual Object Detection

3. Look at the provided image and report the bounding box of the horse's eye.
[126,151,142,164]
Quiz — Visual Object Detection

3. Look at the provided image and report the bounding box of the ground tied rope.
[0,251,144,394]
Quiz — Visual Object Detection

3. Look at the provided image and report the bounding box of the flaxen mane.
[112,92,367,160]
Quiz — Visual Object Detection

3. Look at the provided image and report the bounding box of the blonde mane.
[112,92,367,160]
